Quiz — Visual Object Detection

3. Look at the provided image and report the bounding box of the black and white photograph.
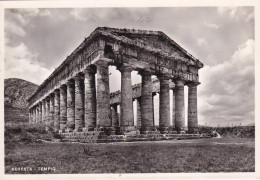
[1,0,258,178]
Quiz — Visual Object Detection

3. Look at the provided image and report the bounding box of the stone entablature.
[110,78,175,105]
[28,27,203,135]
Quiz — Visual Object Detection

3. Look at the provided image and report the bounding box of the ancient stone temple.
[28,27,203,137]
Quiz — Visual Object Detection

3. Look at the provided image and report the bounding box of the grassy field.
[5,137,254,174]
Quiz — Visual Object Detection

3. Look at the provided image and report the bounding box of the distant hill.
[4,78,38,123]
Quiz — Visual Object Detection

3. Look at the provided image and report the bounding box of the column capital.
[187,81,200,87]
[66,80,74,86]
[84,66,96,74]
[157,74,170,81]
[60,84,67,90]
[174,79,185,87]
[138,69,152,76]
[74,74,84,81]
[94,59,112,67]
[54,89,60,94]
[117,64,132,72]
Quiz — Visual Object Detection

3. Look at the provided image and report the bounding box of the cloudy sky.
[4,7,254,126]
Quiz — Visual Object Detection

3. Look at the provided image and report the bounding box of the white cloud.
[70,8,152,23]
[5,20,26,36]
[217,7,254,22]
[5,43,53,85]
[5,9,51,39]
[39,9,51,17]
[197,38,207,46]
[203,22,219,29]
[198,39,254,126]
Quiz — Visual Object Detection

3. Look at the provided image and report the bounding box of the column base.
[58,130,64,134]
[65,129,73,133]
[120,126,139,135]
[187,127,199,134]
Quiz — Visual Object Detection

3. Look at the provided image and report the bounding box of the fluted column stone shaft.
[42,100,46,124]
[66,80,75,132]
[29,109,32,124]
[120,65,135,132]
[49,94,55,127]
[175,80,185,132]
[96,60,111,127]
[45,97,50,126]
[159,76,170,132]
[74,75,85,132]
[84,67,96,130]
[188,84,198,133]
[39,102,42,123]
[172,88,176,128]
[60,85,67,132]
[111,104,119,127]
[54,90,60,132]
[140,70,154,132]
[136,98,141,129]
[36,106,39,123]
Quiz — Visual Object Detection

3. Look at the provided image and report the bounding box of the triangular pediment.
[94,27,203,68]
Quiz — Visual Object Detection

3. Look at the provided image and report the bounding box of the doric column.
[35,105,39,123]
[172,88,176,128]
[111,104,119,128]
[188,83,199,133]
[140,70,154,132]
[49,93,55,127]
[95,60,111,128]
[31,108,34,123]
[159,75,170,133]
[34,107,36,123]
[29,109,32,124]
[66,80,75,132]
[39,102,42,124]
[175,79,185,132]
[136,98,141,129]
[59,85,67,132]
[74,74,85,132]
[84,67,96,131]
[42,100,46,124]
[152,92,156,126]
[54,89,60,132]
[45,97,50,126]
[119,64,135,133]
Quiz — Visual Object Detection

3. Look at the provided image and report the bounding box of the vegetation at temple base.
[5,124,255,174]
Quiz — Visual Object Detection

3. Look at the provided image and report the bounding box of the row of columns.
[29,60,198,134]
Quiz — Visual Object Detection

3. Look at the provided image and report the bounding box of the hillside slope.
[4,78,38,123]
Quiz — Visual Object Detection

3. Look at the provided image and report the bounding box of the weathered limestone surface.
[42,100,46,124]
[27,27,203,137]
[140,70,154,132]
[120,65,135,132]
[49,94,55,127]
[84,67,96,130]
[159,76,170,132]
[111,104,119,127]
[66,81,75,132]
[74,75,84,132]
[54,90,60,132]
[172,88,176,128]
[188,84,198,133]
[39,102,42,123]
[136,98,141,129]
[45,97,50,126]
[175,80,185,132]
[60,85,67,132]
[96,60,111,127]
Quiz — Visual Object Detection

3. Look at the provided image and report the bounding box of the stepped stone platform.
[60,131,212,143]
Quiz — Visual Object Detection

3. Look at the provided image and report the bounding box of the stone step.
[59,131,212,143]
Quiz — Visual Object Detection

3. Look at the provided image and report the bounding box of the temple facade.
[28,27,203,135]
